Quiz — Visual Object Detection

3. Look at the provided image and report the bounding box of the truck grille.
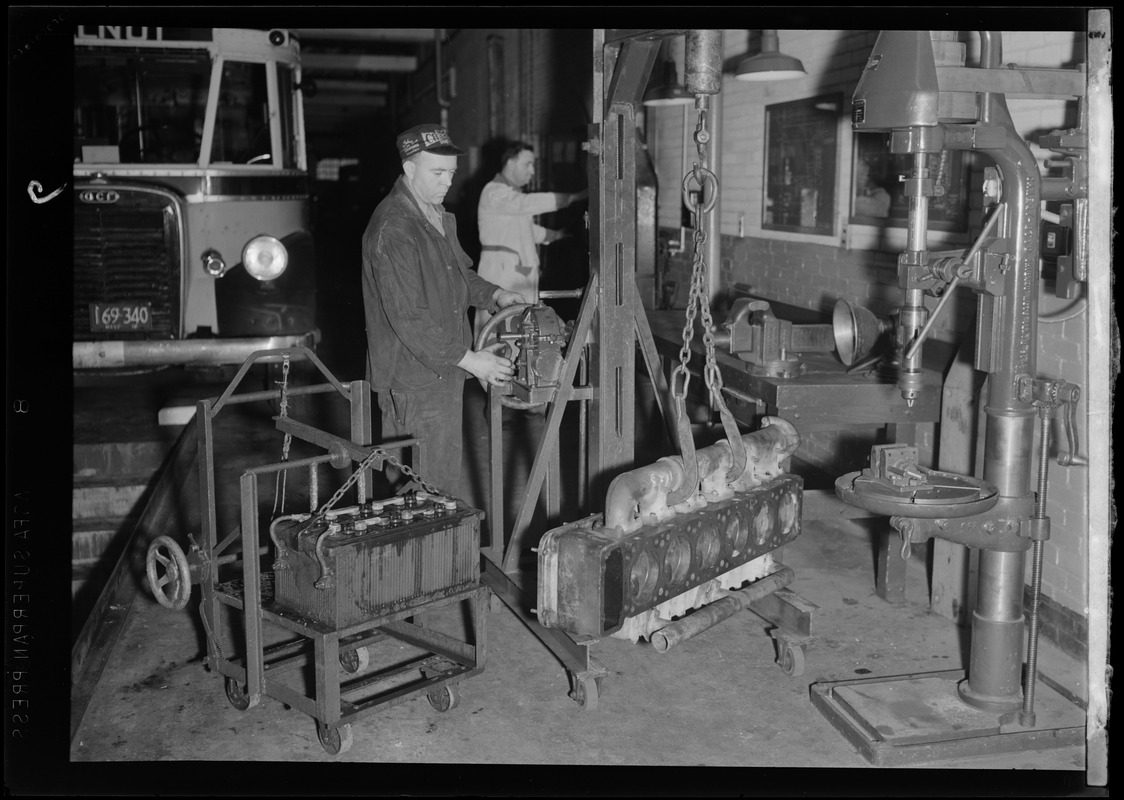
[73,188,181,340]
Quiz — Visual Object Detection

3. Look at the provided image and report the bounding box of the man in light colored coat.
[475,141,587,335]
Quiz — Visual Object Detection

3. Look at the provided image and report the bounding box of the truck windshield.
[75,49,296,168]
[75,49,211,165]
[211,60,272,165]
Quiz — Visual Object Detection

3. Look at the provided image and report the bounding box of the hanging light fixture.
[735,30,806,82]
[643,41,694,106]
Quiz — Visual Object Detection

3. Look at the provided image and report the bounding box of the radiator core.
[272,495,481,629]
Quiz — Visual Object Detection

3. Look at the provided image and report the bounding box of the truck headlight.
[242,235,288,281]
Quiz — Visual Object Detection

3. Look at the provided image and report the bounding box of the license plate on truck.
[89,303,153,332]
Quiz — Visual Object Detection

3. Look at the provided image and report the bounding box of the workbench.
[644,305,943,603]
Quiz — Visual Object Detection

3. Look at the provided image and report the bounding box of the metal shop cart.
[145,348,487,754]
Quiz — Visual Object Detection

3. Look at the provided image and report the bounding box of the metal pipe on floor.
[649,566,794,652]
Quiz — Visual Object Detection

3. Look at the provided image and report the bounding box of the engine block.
[537,474,802,639]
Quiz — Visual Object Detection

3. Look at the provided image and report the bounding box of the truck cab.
[73,26,319,369]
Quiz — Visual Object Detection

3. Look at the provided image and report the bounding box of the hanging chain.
[271,354,293,516]
[933,151,949,197]
[294,445,444,538]
[673,105,726,407]
[376,451,441,495]
[665,100,748,493]
[261,354,446,534]
[670,227,702,402]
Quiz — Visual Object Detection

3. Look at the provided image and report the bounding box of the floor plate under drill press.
[809,669,1086,767]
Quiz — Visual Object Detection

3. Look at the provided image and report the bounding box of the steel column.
[239,472,264,703]
[587,37,660,500]
[314,633,342,727]
[962,31,1041,710]
[488,389,505,551]
[349,379,373,502]
[200,400,223,669]
[959,548,1027,711]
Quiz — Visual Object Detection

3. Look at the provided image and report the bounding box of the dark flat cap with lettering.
[396,123,465,160]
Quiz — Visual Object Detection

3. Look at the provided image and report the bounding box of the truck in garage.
[73,26,319,370]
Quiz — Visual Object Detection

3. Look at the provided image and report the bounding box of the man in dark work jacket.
[362,124,524,499]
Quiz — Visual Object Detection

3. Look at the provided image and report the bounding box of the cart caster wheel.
[339,646,370,674]
[317,723,353,755]
[570,676,602,711]
[145,535,192,611]
[427,683,460,712]
[224,677,260,710]
[778,642,806,677]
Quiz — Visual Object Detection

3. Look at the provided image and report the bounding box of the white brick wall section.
[1004,31,1083,66]
[1054,543,1085,586]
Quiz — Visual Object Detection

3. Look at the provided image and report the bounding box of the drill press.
[815,30,1087,765]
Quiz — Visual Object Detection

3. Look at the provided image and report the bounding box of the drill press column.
[849,30,1042,713]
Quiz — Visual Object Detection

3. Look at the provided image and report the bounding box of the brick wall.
[649,30,1091,637]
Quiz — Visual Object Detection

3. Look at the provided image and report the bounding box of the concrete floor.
[67,372,1094,790]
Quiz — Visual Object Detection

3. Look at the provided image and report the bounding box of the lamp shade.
[643,85,694,106]
[832,300,890,365]
[643,59,694,107]
[735,30,806,82]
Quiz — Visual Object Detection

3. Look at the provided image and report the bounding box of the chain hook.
[682,166,718,217]
[693,106,711,161]
[669,363,691,401]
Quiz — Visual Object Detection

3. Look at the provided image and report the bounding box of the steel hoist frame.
[481,30,815,710]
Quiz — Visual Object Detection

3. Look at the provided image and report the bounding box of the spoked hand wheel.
[473,302,532,355]
[475,303,559,411]
[145,535,193,610]
[474,303,540,409]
